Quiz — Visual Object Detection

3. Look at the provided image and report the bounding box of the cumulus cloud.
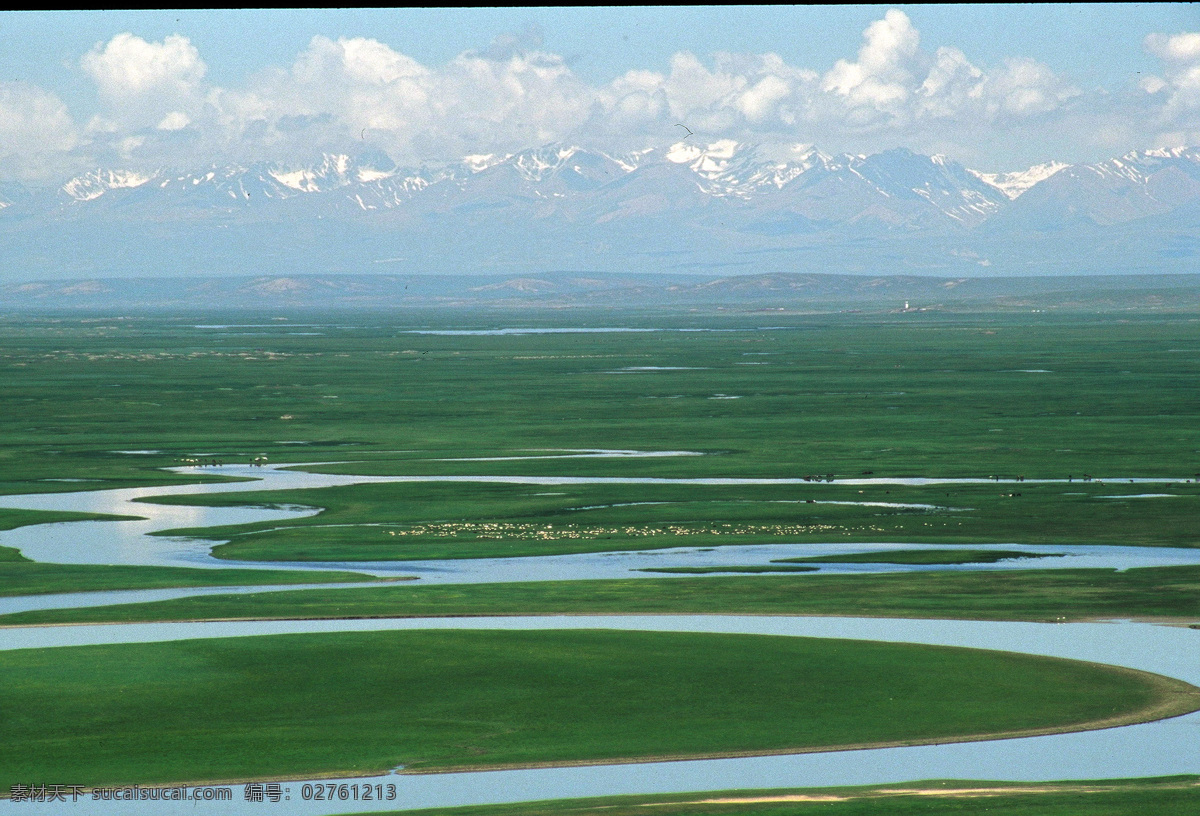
[82,33,206,98]
[1143,30,1200,144]
[252,35,597,159]
[1146,32,1200,63]
[4,12,1199,181]
[580,8,1080,154]
[0,83,79,179]
[590,51,820,146]
[438,48,591,145]
[823,9,920,106]
[292,35,428,88]
[915,47,982,118]
[477,24,545,62]
[980,58,1079,118]
[157,111,191,131]
[79,33,210,138]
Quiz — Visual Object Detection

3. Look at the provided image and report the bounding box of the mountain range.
[1,142,1198,281]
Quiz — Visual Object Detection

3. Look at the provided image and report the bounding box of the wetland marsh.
[1,309,1198,814]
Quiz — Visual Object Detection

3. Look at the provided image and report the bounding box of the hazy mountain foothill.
[4,271,1198,314]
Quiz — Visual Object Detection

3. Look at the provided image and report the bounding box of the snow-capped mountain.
[61,169,156,202]
[664,140,836,197]
[0,142,1196,281]
[971,161,1071,200]
[57,150,406,209]
[1012,147,1200,226]
[44,142,1197,229]
[41,141,1011,225]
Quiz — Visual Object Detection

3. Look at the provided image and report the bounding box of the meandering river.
[1,464,1197,814]
[2,464,1199,614]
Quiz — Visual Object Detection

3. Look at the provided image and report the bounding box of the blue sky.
[1,5,1198,181]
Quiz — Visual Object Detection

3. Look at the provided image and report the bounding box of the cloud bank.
[3,9,1199,181]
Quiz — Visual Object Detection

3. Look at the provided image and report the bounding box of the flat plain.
[1,306,1198,811]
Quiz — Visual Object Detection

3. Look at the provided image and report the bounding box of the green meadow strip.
[1,630,1191,789]
[0,508,145,534]
[5,566,1200,625]
[0,561,382,598]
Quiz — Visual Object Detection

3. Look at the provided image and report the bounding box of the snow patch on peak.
[666,143,702,164]
[703,139,740,160]
[611,149,652,172]
[357,167,394,183]
[512,148,565,181]
[970,161,1070,199]
[1144,146,1192,159]
[463,154,508,173]
[668,140,836,197]
[265,153,396,192]
[269,169,317,192]
[62,169,155,202]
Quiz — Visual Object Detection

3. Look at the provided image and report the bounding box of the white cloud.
[157,111,191,131]
[1140,75,1169,94]
[82,33,206,99]
[822,9,920,106]
[77,33,211,141]
[1143,30,1200,147]
[3,12,1198,181]
[290,36,429,93]
[0,83,77,153]
[118,136,146,161]
[737,74,791,122]
[0,83,79,179]
[916,47,983,118]
[1145,32,1200,64]
[660,52,748,120]
[981,58,1079,118]
[188,35,605,164]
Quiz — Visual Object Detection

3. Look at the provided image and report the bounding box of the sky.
[1,5,1199,183]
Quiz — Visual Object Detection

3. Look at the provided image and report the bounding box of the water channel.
[2,463,1199,596]
[1,464,1198,814]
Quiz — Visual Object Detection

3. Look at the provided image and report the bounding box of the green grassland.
[3,310,1200,809]
[140,479,1199,563]
[6,565,1200,626]
[3,311,1199,487]
[0,553,379,597]
[4,310,1199,562]
[2,629,1192,789]
[357,777,1200,816]
[0,508,144,533]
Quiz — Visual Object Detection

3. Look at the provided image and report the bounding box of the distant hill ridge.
[4,272,1198,312]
